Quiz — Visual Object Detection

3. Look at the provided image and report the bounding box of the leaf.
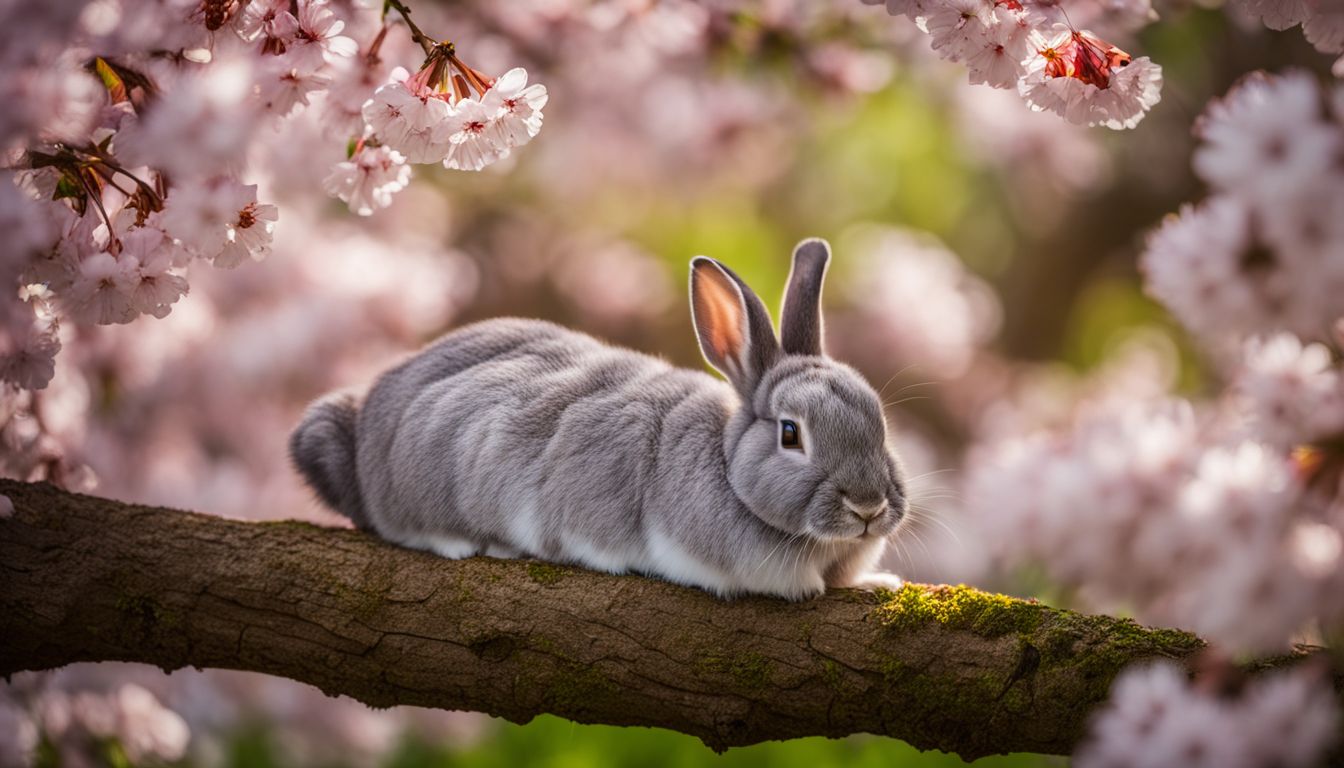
[53,171,89,215]
[53,174,82,202]
[93,57,129,104]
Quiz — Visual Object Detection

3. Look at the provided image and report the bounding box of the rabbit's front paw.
[848,572,904,592]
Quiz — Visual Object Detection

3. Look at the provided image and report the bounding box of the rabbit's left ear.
[779,238,831,356]
[690,257,780,395]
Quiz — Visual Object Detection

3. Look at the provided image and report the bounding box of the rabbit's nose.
[842,496,888,522]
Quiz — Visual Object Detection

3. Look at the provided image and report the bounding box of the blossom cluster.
[962,68,1344,767]
[0,682,189,767]
[359,59,547,172]
[0,0,547,393]
[1076,662,1339,768]
[1142,71,1344,350]
[860,0,1163,128]
[966,395,1344,654]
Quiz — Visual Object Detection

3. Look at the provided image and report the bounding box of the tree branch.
[0,479,1301,760]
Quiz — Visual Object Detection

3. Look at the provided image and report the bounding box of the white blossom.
[1018,34,1163,130]
[1235,333,1344,447]
[361,78,454,162]
[160,178,276,267]
[120,226,188,318]
[62,250,138,325]
[481,67,549,149]
[1193,71,1339,208]
[290,0,357,67]
[442,98,511,171]
[323,145,412,216]
[1078,663,1339,768]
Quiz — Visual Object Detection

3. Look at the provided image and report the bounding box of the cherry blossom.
[323,145,412,216]
[361,56,548,171]
[1193,71,1340,208]
[862,0,1164,128]
[442,98,511,171]
[1018,30,1163,129]
[1235,333,1344,448]
[1078,662,1339,768]
[62,251,138,325]
[361,78,455,162]
[234,0,299,47]
[0,291,61,390]
[160,179,276,267]
[120,226,188,318]
[481,68,549,149]
[290,0,358,68]
[256,56,332,116]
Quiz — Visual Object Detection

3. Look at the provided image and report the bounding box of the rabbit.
[290,238,909,600]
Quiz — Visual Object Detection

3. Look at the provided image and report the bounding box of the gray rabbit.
[291,239,907,599]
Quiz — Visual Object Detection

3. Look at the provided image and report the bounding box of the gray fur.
[290,391,367,527]
[291,238,908,600]
[780,238,829,356]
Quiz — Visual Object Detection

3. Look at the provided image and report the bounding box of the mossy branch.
[0,479,1307,759]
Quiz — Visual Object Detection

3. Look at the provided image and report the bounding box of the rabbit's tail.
[290,391,368,528]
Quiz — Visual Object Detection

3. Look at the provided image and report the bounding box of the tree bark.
[0,479,1284,760]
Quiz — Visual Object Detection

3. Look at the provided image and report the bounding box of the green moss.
[873,584,1045,638]
[797,620,815,643]
[1034,610,1204,702]
[693,650,772,689]
[526,563,565,586]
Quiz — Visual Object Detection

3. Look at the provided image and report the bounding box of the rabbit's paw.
[849,572,904,592]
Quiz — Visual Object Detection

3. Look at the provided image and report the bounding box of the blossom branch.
[384,0,437,57]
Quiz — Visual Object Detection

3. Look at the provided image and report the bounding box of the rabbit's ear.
[779,238,830,356]
[690,257,780,395]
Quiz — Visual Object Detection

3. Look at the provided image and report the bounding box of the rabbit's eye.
[780,419,803,451]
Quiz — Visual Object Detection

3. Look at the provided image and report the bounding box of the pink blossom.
[1078,663,1339,768]
[1193,71,1339,208]
[233,0,299,46]
[290,0,358,68]
[0,291,61,389]
[160,179,276,267]
[323,145,412,216]
[1235,333,1344,448]
[481,68,549,149]
[62,251,138,325]
[216,201,279,268]
[1018,33,1163,130]
[120,226,188,318]
[442,98,510,171]
[256,55,333,116]
[361,78,454,162]
[924,0,996,62]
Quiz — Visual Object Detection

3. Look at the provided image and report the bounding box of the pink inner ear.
[694,265,745,368]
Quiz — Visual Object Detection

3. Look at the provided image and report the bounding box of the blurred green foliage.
[218,716,1065,768]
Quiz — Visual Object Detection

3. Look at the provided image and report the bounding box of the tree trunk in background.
[0,480,1314,760]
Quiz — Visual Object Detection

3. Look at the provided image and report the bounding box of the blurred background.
[3,0,1338,765]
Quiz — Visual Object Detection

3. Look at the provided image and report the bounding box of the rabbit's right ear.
[690,257,780,395]
[779,238,830,356]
